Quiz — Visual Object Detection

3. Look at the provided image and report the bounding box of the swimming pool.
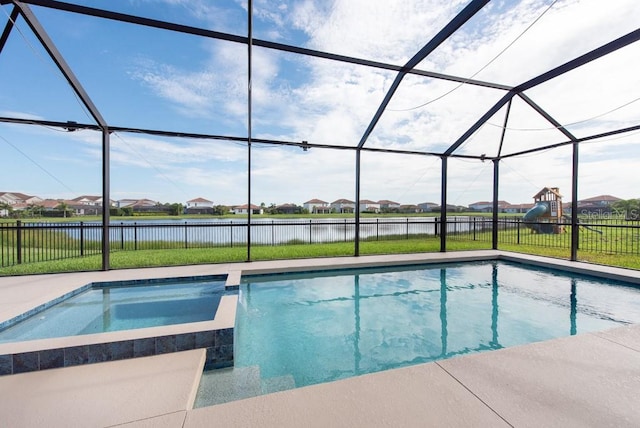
[195,260,640,406]
[0,278,230,344]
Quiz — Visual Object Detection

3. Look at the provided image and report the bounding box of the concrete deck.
[1,251,639,427]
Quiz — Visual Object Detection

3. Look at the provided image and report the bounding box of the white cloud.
[0,111,44,121]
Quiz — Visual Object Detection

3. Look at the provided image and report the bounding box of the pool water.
[0,280,227,343]
[196,260,640,406]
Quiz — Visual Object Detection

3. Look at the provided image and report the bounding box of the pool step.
[261,374,296,394]
[194,365,262,407]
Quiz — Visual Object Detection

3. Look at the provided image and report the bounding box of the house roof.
[40,199,63,209]
[276,203,298,208]
[506,203,535,209]
[533,187,562,199]
[72,195,101,202]
[188,197,212,203]
[378,200,400,205]
[0,192,37,201]
[304,199,328,204]
[579,195,621,203]
[359,199,379,204]
[234,204,261,209]
[331,199,355,204]
[129,199,159,207]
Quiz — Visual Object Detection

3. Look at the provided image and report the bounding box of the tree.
[26,203,44,218]
[55,201,71,218]
[612,199,640,220]
[167,203,184,216]
[0,202,12,218]
[212,205,228,216]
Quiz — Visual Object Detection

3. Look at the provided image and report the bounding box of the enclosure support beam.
[496,99,512,158]
[14,0,510,92]
[445,91,516,156]
[101,129,110,270]
[492,159,499,250]
[571,142,579,261]
[246,0,253,262]
[355,149,361,256]
[13,2,106,127]
[357,0,489,149]
[446,28,640,156]
[440,156,448,252]
[499,123,640,160]
[13,1,113,269]
[518,94,577,142]
[0,115,492,160]
[0,5,18,55]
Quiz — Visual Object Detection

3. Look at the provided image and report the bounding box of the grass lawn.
[3,234,640,276]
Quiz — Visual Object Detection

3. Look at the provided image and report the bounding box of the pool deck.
[1,250,640,427]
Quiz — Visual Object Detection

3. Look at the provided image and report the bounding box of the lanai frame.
[1,0,639,270]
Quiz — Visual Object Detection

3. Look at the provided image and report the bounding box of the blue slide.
[523,202,554,233]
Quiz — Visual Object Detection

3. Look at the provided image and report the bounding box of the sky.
[0,0,639,207]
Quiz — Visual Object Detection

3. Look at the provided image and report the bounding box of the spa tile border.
[0,327,233,376]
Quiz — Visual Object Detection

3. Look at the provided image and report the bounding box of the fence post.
[184,221,188,249]
[16,220,22,264]
[120,222,125,250]
[80,221,85,256]
[309,219,312,244]
[376,218,379,241]
[272,220,275,246]
[435,217,439,236]
[344,219,347,242]
[406,218,409,239]
[517,219,520,244]
[134,222,138,251]
[473,218,477,241]
[230,221,233,248]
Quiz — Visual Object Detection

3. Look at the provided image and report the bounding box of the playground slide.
[523,202,552,233]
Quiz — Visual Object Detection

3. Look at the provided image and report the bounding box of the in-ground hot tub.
[0,275,238,376]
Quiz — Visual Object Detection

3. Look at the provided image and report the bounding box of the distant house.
[331,199,355,214]
[468,201,492,212]
[359,199,380,213]
[399,204,420,213]
[0,192,42,206]
[417,202,439,212]
[185,197,214,214]
[469,201,510,213]
[186,197,213,209]
[40,199,63,210]
[428,204,467,213]
[275,203,301,215]
[70,195,112,215]
[232,204,263,215]
[72,195,110,207]
[378,200,401,211]
[118,199,162,213]
[578,195,621,207]
[503,203,534,214]
[303,199,330,214]
[117,199,141,208]
[560,195,623,215]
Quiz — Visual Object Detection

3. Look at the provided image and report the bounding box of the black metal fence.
[497,217,640,255]
[2,217,639,268]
